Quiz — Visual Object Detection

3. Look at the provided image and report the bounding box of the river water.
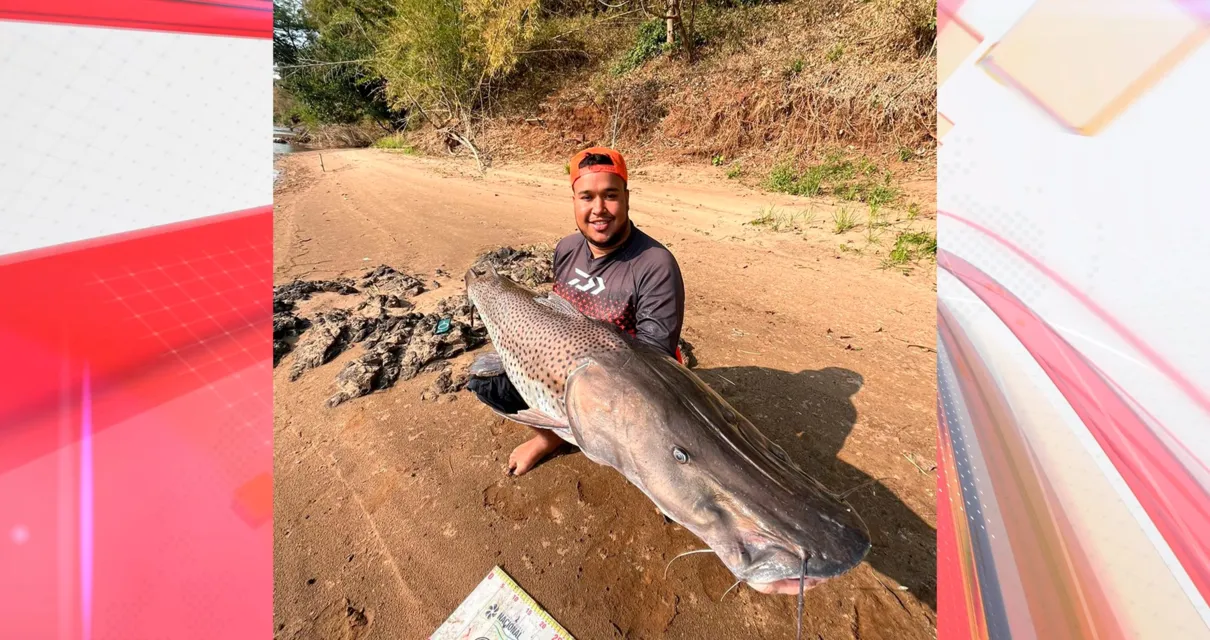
[274,127,298,183]
[274,126,298,154]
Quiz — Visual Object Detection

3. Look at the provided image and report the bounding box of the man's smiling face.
[573,171,630,250]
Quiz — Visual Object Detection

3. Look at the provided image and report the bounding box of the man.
[467,146,686,476]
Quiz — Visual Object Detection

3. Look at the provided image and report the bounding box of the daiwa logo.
[567,268,605,295]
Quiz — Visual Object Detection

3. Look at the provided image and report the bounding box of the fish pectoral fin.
[468,352,505,378]
[533,292,582,317]
[507,408,571,431]
[493,408,578,446]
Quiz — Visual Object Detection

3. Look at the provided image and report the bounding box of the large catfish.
[464,265,870,605]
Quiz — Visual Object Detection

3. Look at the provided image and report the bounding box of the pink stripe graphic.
[80,366,93,640]
[939,249,1210,606]
[939,210,1210,418]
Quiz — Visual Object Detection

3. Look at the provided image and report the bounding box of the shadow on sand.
[694,362,937,610]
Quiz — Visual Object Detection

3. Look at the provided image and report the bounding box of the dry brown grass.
[437,0,936,174]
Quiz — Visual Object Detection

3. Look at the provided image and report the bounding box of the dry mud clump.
[273,265,486,407]
[274,248,553,407]
[274,244,693,407]
[473,245,555,290]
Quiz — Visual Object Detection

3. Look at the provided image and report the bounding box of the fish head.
[464,263,513,316]
[565,348,871,595]
[464,262,500,297]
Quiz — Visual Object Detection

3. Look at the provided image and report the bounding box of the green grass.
[865,206,886,244]
[726,164,742,179]
[613,19,667,75]
[789,58,805,75]
[885,231,937,266]
[564,162,570,174]
[866,183,898,207]
[764,162,806,195]
[832,207,857,234]
[748,205,808,232]
[711,153,726,166]
[764,153,899,205]
[372,135,419,154]
[898,146,915,162]
[826,44,844,63]
[907,202,920,221]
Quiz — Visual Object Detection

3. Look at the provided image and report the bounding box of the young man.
[467,146,686,476]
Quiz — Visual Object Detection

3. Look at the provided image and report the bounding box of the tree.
[639,0,697,61]
[273,0,407,130]
[372,0,540,167]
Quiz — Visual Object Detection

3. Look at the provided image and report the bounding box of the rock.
[360,264,425,297]
[472,245,555,288]
[430,367,470,395]
[273,313,311,366]
[289,311,356,381]
[273,278,358,313]
[328,355,385,408]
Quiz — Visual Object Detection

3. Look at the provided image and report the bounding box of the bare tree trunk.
[666,0,676,48]
[675,1,695,62]
[663,0,694,61]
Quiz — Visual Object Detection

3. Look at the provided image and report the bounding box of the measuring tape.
[430,565,574,640]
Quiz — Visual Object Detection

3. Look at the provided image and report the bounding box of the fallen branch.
[276,58,372,70]
[442,127,488,173]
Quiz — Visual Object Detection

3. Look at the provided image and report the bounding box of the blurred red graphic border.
[0,1,272,638]
[0,0,270,38]
[0,207,273,472]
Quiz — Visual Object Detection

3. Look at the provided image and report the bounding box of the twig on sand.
[903,452,935,474]
[890,334,935,353]
[319,153,326,172]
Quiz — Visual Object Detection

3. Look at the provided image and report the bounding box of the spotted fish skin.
[464,266,872,597]
[465,266,629,425]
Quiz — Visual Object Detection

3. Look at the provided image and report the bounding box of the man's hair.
[578,153,615,170]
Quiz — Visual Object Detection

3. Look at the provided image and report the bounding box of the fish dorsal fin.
[534,292,582,317]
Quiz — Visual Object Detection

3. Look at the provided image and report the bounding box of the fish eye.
[671,446,690,464]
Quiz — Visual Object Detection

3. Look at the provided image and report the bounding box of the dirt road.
[273,149,938,640]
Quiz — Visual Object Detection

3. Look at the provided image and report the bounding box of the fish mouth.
[714,521,870,595]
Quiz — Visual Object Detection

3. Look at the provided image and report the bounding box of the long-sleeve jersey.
[552,223,685,358]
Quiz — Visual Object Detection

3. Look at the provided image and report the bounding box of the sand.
[272,149,938,640]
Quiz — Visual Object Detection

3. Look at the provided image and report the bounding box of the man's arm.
[633,250,685,358]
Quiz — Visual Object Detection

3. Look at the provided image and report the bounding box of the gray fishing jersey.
[552,223,685,358]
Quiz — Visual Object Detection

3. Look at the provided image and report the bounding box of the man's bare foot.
[508,430,564,476]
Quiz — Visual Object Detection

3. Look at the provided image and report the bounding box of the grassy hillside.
[474,1,935,170]
[275,0,936,181]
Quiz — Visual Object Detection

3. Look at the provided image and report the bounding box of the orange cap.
[569,147,628,188]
